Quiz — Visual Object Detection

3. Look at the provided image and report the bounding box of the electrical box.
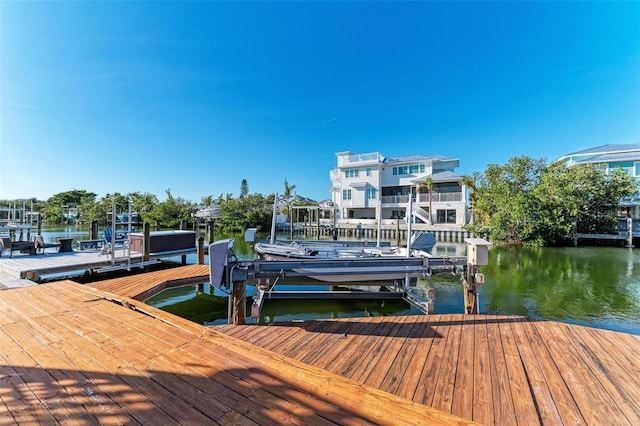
[464,238,492,266]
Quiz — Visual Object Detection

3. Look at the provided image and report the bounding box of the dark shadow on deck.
[248,315,534,338]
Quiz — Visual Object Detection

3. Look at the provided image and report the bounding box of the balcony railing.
[338,152,382,166]
[417,192,462,203]
[380,192,463,204]
[381,195,411,204]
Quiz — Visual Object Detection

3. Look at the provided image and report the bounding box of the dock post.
[197,236,205,264]
[626,217,634,248]
[233,280,246,325]
[208,220,215,244]
[143,223,150,262]
[90,220,98,240]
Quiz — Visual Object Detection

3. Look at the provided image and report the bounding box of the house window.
[594,163,608,175]
[366,187,377,200]
[391,210,405,219]
[342,189,352,200]
[366,168,371,176]
[344,169,359,178]
[393,166,409,175]
[409,165,420,174]
[437,209,457,224]
[635,162,640,177]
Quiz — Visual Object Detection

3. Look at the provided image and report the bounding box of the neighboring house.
[329,151,467,226]
[557,143,640,217]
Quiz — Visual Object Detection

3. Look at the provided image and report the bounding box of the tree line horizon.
[3,157,636,246]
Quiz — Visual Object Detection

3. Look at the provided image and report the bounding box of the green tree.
[470,157,637,246]
[461,172,480,224]
[45,190,97,224]
[240,179,249,198]
[471,156,546,245]
[217,193,274,233]
[144,189,195,228]
[128,192,158,217]
[86,193,131,226]
[201,195,215,207]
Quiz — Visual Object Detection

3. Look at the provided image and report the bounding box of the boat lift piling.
[463,238,492,314]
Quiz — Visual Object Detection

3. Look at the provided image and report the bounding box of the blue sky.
[1,1,639,203]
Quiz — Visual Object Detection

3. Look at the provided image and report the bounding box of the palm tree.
[460,172,480,224]
[418,176,433,225]
[284,178,297,239]
[283,178,296,200]
[201,195,215,207]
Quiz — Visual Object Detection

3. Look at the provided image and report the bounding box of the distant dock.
[0,246,197,283]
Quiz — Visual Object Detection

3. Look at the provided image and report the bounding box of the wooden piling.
[143,222,150,262]
[197,236,205,265]
[233,281,246,325]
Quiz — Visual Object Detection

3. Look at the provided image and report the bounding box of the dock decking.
[219,314,640,425]
[2,266,639,424]
[0,281,469,425]
[89,264,210,300]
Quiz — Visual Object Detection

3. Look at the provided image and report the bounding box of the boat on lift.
[253,231,436,261]
[249,230,436,283]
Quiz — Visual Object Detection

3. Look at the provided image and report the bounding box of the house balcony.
[417,192,463,203]
[337,152,383,167]
[380,192,463,205]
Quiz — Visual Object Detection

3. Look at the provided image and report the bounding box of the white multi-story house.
[329,151,467,226]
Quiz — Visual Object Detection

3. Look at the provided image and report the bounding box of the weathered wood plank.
[558,323,640,424]
[509,317,562,425]
[431,313,463,414]
[486,315,517,425]
[451,315,475,421]
[471,315,494,425]
[498,316,540,425]
[413,315,453,406]
[351,315,412,385]
[394,314,439,401]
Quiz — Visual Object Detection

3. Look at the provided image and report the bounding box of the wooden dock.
[89,264,210,301]
[2,268,640,424]
[0,281,470,425]
[219,315,640,425]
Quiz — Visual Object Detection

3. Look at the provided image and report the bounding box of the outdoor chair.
[1,237,36,257]
[34,235,61,254]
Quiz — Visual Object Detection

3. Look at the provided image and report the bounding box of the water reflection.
[145,283,229,325]
[481,246,640,334]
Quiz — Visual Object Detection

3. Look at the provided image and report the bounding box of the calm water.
[34,225,640,335]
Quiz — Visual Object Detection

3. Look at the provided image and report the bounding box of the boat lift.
[208,237,488,324]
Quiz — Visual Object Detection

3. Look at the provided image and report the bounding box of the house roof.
[564,143,640,157]
[383,154,457,165]
[349,181,369,188]
[409,169,461,185]
[431,169,462,181]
